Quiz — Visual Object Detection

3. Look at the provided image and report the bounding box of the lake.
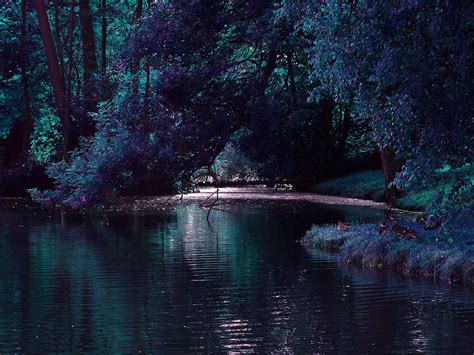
[0,200,473,353]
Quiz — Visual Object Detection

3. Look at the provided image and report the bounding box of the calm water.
[0,201,473,353]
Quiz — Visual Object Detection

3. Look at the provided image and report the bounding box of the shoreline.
[0,186,416,215]
[117,186,404,213]
[301,223,474,288]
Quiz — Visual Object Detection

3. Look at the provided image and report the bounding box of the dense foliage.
[0,0,472,221]
[296,0,473,220]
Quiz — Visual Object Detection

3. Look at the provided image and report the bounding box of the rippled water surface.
[1,201,473,353]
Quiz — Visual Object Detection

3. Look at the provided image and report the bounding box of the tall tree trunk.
[260,44,277,90]
[319,98,333,176]
[65,0,76,147]
[143,62,151,120]
[134,0,143,22]
[287,51,296,107]
[131,0,144,95]
[131,0,143,73]
[32,0,70,161]
[100,0,107,77]
[379,147,400,202]
[53,0,65,77]
[335,108,351,162]
[142,0,152,120]
[79,0,98,117]
[19,0,33,153]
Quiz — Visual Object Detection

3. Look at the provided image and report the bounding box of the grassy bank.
[302,223,474,287]
[312,169,446,211]
[313,170,386,202]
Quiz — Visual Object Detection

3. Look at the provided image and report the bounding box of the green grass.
[313,169,471,211]
[393,165,473,211]
[313,170,386,202]
[302,223,474,287]
[393,190,437,210]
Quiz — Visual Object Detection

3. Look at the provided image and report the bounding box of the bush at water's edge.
[301,224,474,287]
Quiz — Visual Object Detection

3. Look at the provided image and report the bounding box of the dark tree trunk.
[65,1,77,149]
[260,45,277,90]
[335,108,351,163]
[143,63,151,119]
[134,0,143,20]
[379,147,401,202]
[19,0,33,154]
[319,98,333,176]
[53,0,65,77]
[287,52,296,107]
[65,2,75,112]
[130,0,144,96]
[32,0,70,161]
[131,0,143,74]
[142,0,152,119]
[79,0,98,116]
[100,0,107,77]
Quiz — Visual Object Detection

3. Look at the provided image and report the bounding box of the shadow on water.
[0,201,473,352]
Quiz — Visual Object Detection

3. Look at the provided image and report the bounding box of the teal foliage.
[0,0,471,220]
[32,0,295,207]
[212,141,260,183]
[0,4,23,140]
[394,165,474,216]
[29,107,62,164]
[294,0,474,220]
[0,73,22,139]
[30,102,175,209]
[30,109,134,208]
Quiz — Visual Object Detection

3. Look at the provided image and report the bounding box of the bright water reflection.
[0,202,473,352]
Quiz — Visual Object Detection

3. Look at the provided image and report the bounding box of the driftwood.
[198,188,219,208]
[197,187,220,226]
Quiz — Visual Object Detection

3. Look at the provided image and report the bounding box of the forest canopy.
[0,0,472,221]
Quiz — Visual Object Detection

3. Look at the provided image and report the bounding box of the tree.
[100,0,107,77]
[31,0,70,161]
[15,0,470,223]
[79,0,98,118]
[1,0,33,165]
[297,0,473,219]
[31,0,288,207]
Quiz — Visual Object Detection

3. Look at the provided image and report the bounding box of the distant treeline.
[0,1,472,220]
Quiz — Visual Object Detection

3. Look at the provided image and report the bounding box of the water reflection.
[0,202,473,352]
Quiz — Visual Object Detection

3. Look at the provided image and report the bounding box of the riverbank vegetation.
[313,169,474,213]
[1,1,472,227]
[313,170,386,203]
[302,222,474,287]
